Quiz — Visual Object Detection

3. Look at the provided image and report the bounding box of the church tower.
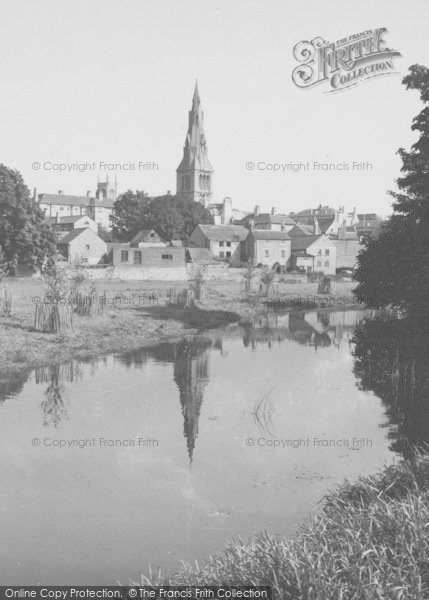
[176,81,213,207]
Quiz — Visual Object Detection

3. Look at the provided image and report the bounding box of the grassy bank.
[0,276,357,374]
[134,454,429,599]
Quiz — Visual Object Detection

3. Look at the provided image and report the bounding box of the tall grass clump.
[0,245,12,316]
[134,453,429,599]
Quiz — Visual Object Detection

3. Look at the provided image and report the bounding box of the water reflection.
[6,309,426,462]
[353,318,429,457]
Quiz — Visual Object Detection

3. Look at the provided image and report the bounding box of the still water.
[0,310,409,584]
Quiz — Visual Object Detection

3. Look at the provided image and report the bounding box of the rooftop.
[196,224,249,242]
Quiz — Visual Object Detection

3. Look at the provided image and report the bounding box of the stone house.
[190,224,249,265]
[289,234,337,274]
[244,230,291,270]
[57,228,107,265]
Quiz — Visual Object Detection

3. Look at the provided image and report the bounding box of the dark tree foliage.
[354,65,429,319]
[110,191,213,243]
[0,164,56,273]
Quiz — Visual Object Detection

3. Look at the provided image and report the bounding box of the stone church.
[176,82,247,225]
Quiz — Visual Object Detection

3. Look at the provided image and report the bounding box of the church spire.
[176,81,213,207]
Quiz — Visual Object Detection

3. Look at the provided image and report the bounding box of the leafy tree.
[110,191,213,243]
[354,65,429,319]
[0,164,56,273]
[97,225,116,243]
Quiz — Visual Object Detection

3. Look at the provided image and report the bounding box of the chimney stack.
[86,190,91,197]
[271,206,276,216]
[254,205,260,215]
[58,190,64,196]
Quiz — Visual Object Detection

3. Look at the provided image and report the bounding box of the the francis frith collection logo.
[292,28,401,92]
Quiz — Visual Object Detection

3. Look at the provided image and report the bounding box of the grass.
[131,453,429,600]
[0,277,356,373]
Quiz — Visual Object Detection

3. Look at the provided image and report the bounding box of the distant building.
[38,192,91,219]
[244,230,291,270]
[190,224,249,265]
[237,206,296,233]
[57,228,107,265]
[290,205,358,236]
[289,233,337,274]
[355,213,384,241]
[176,81,213,207]
[37,176,116,231]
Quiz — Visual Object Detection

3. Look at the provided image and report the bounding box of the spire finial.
[192,79,200,108]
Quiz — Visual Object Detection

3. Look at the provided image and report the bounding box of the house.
[190,224,249,265]
[49,215,98,239]
[244,230,291,270]
[129,229,166,247]
[237,206,296,233]
[112,245,186,269]
[289,233,337,274]
[57,228,107,265]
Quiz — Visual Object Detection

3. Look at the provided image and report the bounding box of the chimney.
[271,206,276,216]
[58,190,64,196]
[254,205,260,215]
[33,187,37,201]
[86,190,91,197]
[249,217,255,232]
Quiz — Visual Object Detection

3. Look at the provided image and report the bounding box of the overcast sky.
[1,0,428,216]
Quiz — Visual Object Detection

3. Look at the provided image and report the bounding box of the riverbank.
[135,454,429,599]
[0,276,358,374]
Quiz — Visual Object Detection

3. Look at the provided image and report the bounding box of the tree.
[110,191,213,243]
[0,164,56,272]
[354,65,429,319]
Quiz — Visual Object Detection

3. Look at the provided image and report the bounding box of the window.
[219,251,225,258]
[265,249,269,258]
[317,261,322,267]
[317,249,322,256]
[226,251,231,258]
[161,254,173,260]
[325,249,330,256]
[324,261,329,267]
[281,250,286,258]
[281,239,286,244]
[85,244,90,250]
[121,250,129,262]
[134,251,142,265]
[219,241,224,247]
[150,232,155,237]
[226,241,231,247]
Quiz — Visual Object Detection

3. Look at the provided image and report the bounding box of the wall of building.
[113,246,186,269]
[308,237,337,274]
[333,239,361,269]
[245,236,291,268]
[67,230,107,265]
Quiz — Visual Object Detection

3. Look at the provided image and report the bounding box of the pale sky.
[1,0,428,216]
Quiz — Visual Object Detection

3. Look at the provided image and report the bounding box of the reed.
[0,286,12,315]
[34,302,74,333]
